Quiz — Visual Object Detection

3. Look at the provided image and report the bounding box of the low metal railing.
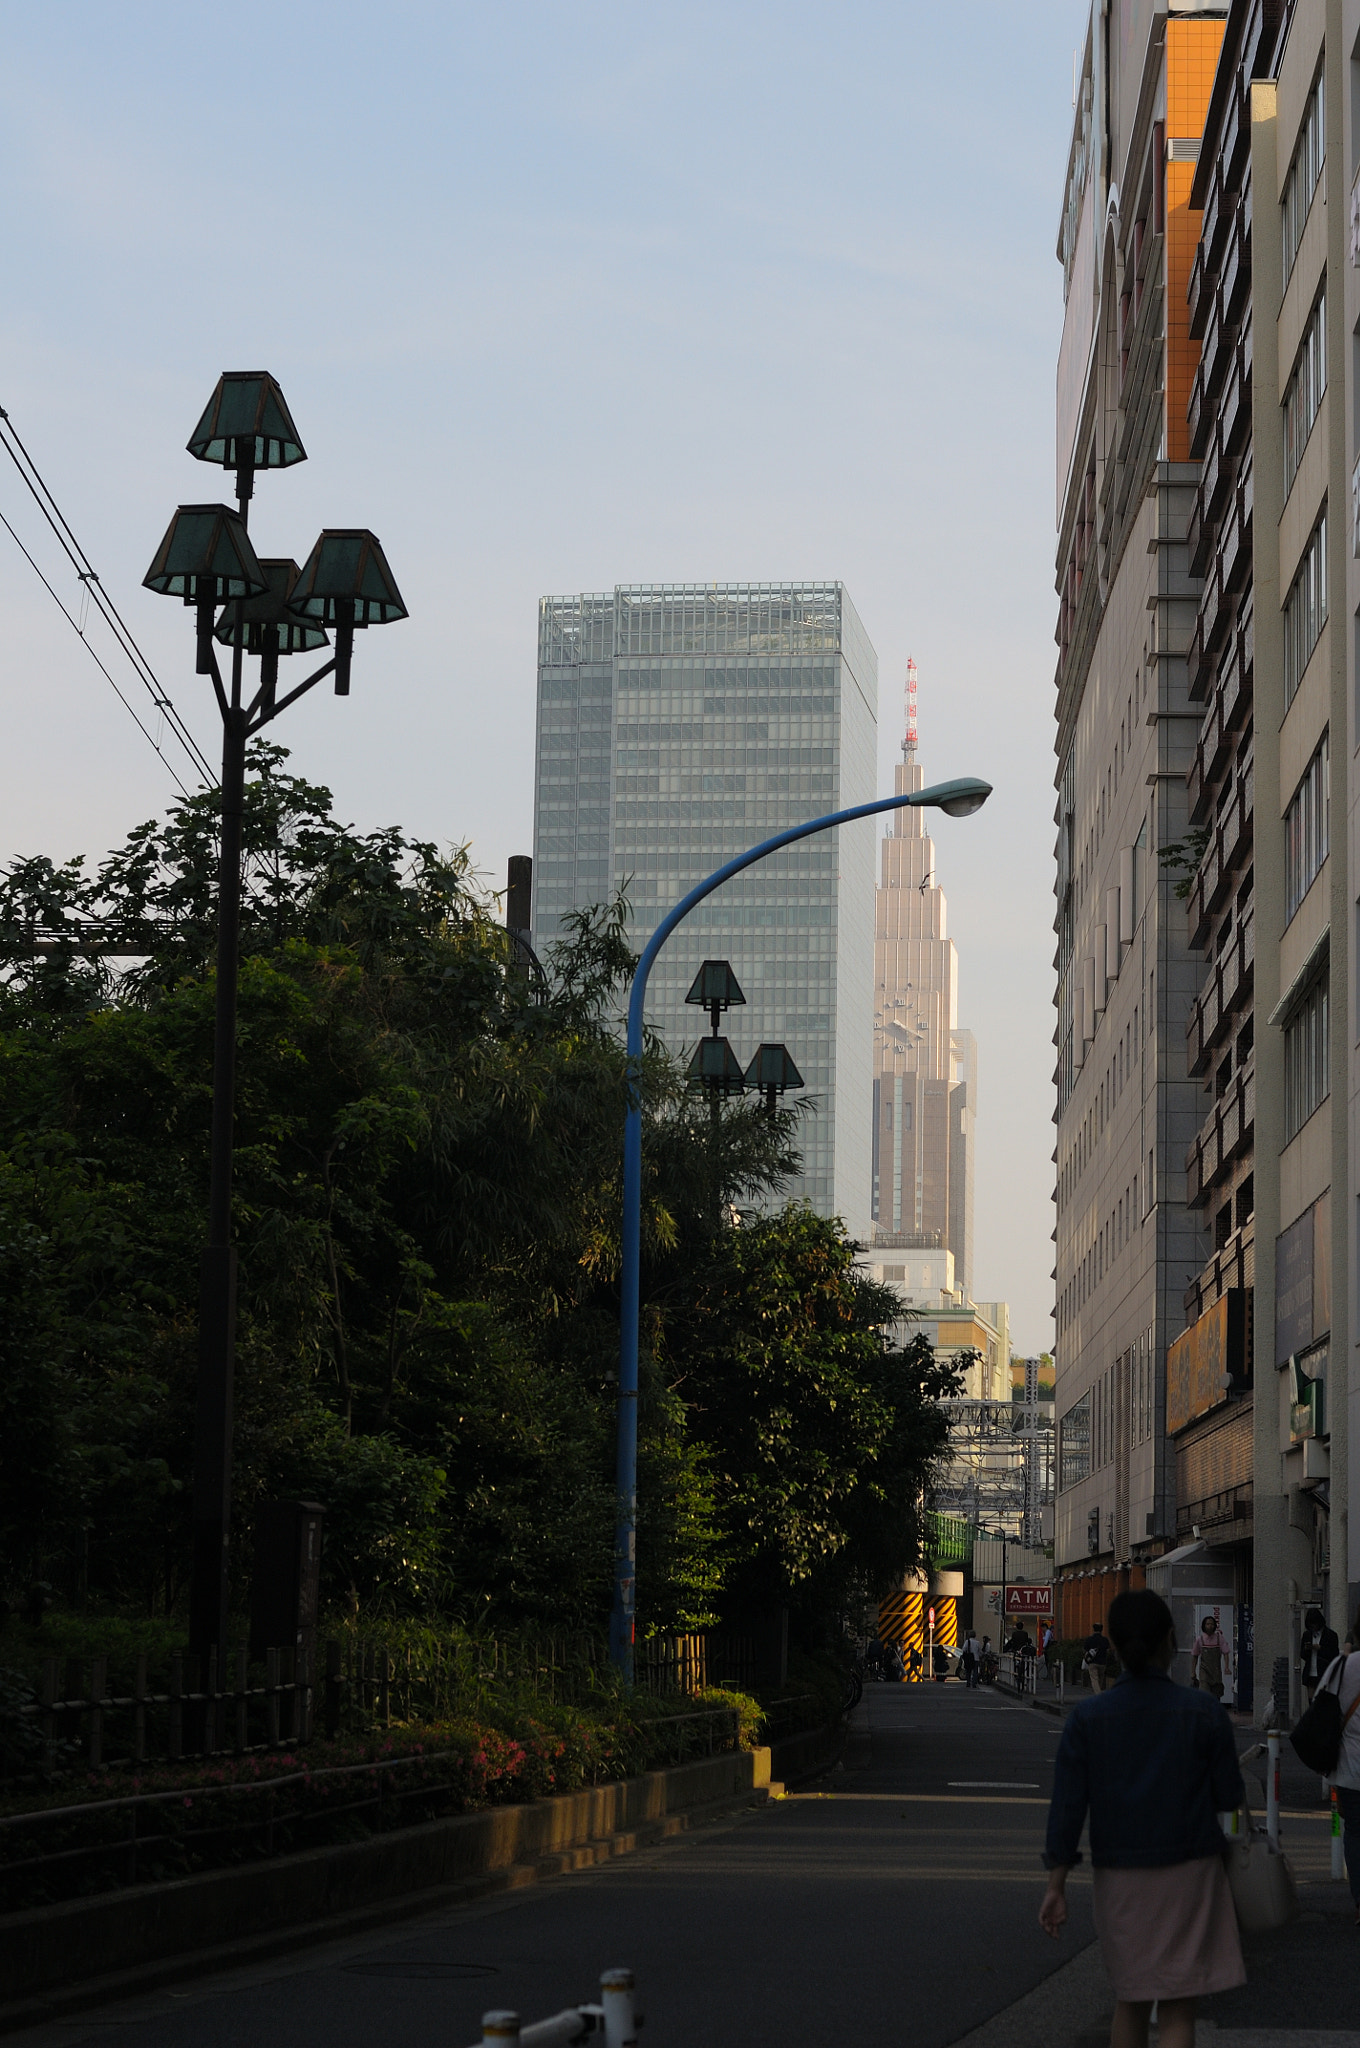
[0,1702,748,1907]
[471,1968,638,2048]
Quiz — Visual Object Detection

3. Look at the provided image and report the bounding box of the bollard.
[1266,1731,1281,1852]
[1332,1788,1345,1881]
[481,2015,521,2047]
[600,1969,637,2048]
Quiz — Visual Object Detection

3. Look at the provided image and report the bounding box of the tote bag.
[1224,1808,1300,1933]
[1289,1653,1360,1775]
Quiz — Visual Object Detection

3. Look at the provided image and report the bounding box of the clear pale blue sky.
[0,1,1088,1352]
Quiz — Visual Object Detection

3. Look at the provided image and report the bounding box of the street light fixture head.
[213,559,329,657]
[743,1043,804,1094]
[685,1036,747,1095]
[684,959,747,1012]
[144,504,269,603]
[287,529,409,626]
[929,779,992,819]
[144,503,270,674]
[287,529,408,695]
[187,373,306,494]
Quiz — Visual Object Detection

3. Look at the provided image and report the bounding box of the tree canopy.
[0,748,959,1640]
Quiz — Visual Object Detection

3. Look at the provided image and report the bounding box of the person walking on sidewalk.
[1318,1620,1360,1924]
[1191,1616,1231,1700]
[1301,1608,1340,1703]
[1083,1623,1112,1692]
[1038,1588,1245,2048]
[960,1630,982,1689]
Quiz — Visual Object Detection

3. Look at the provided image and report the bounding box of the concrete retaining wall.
[0,1747,771,2025]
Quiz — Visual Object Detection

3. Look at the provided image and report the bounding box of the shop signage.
[1276,1193,1330,1367]
[1166,1291,1245,1435]
[1005,1585,1052,1615]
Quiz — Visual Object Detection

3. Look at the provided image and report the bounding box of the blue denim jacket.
[1044,1668,1244,1868]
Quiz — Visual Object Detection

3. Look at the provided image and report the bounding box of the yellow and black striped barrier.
[877,1591,925,1680]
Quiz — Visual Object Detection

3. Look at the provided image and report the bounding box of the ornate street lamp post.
[609,776,991,1677]
[143,374,408,1664]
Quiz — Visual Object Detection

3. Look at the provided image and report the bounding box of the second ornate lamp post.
[143,373,408,1666]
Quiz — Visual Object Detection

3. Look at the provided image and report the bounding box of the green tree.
[0,747,805,1629]
[669,1204,963,1620]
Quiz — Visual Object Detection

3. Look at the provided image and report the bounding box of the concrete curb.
[0,1747,772,2031]
[945,1940,1109,2048]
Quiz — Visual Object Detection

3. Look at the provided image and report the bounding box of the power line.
[0,504,195,800]
[0,404,215,789]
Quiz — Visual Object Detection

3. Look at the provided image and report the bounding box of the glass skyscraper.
[532,582,877,1238]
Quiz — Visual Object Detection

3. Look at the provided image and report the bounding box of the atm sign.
[1005,1586,1052,1615]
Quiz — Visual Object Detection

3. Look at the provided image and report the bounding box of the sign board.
[1005,1585,1052,1615]
[927,1606,936,1627]
[1166,1292,1244,1435]
[1276,1193,1329,1367]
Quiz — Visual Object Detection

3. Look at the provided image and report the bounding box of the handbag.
[1224,1805,1300,1933]
[1289,1653,1360,1774]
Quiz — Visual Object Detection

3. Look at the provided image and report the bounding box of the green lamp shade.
[743,1043,804,1094]
[214,558,329,656]
[686,1038,746,1091]
[143,504,269,602]
[187,372,305,470]
[287,530,408,626]
[685,960,747,1010]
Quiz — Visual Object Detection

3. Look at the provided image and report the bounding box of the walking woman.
[1038,1590,1245,2048]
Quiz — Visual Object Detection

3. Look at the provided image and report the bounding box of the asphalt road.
[20,1680,1091,2048]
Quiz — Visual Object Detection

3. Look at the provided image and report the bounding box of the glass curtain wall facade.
[533,582,877,1237]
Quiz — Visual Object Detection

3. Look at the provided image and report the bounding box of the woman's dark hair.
[1107,1590,1174,1672]
[1305,1607,1324,1630]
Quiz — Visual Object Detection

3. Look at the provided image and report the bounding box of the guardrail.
[470,1968,638,2048]
[995,1654,1068,1705]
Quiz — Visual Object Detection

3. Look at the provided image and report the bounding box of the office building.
[1246,1,1351,1706]
[532,583,878,1237]
[1053,0,1360,1710]
[1051,5,1223,1641]
[871,658,977,1294]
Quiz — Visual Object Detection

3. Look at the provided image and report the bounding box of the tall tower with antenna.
[870,657,976,1293]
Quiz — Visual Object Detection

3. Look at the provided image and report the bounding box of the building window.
[1059,1390,1091,1491]
[1284,973,1329,1142]
[1283,511,1328,709]
[1283,291,1326,490]
[1282,64,1326,285]
[1285,733,1330,921]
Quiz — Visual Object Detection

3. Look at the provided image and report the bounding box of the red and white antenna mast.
[904,656,918,757]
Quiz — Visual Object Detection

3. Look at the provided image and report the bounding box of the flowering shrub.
[0,1686,761,1909]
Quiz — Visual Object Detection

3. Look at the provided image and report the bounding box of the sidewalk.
[967,1673,1353,2048]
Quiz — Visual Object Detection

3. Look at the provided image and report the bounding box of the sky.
[0,1,1088,1354]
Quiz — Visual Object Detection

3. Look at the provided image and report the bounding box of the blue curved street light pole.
[608,774,992,1676]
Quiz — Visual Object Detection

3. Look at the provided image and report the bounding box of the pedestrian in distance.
[1083,1622,1112,1692]
[960,1629,982,1689]
[1190,1615,1231,1701]
[1316,1617,1360,1924]
[1042,1621,1059,1684]
[1039,1588,1246,2048]
[1300,1607,1340,1704]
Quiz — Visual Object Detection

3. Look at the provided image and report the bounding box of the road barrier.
[472,1968,638,2047]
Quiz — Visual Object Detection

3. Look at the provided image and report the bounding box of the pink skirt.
[1091,1856,1245,2002]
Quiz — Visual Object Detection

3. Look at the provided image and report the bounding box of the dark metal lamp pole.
[143,375,408,1663]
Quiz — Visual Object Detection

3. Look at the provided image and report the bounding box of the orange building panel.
[1164,17,1225,461]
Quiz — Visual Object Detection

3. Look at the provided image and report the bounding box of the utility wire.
[0,404,216,788]
[0,503,194,799]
